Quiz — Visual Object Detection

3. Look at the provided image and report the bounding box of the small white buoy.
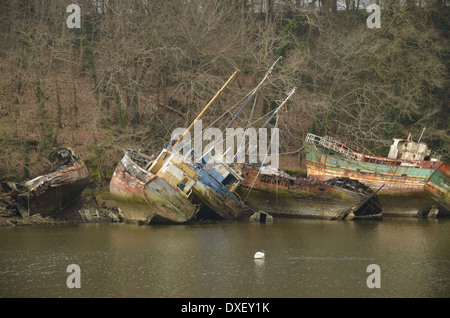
[254,249,265,259]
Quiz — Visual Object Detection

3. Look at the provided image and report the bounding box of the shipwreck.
[239,164,382,220]
[165,69,249,221]
[304,132,449,217]
[110,60,300,223]
[109,149,200,224]
[0,147,90,218]
[190,154,248,220]
[110,69,244,224]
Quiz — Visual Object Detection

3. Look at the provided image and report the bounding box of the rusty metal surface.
[109,151,198,224]
[239,166,382,220]
[305,143,438,194]
[0,148,90,217]
[425,162,450,214]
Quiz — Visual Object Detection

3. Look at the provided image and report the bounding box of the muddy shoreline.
[1,184,447,227]
[0,187,124,227]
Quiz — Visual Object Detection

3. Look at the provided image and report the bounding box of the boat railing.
[305,133,363,161]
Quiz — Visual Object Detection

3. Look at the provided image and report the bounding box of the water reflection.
[0,218,449,298]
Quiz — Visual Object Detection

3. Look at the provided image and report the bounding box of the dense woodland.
[0,0,449,183]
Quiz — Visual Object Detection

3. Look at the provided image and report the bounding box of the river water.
[0,217,449,298]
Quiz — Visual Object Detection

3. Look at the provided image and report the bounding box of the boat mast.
[260,87,296,129]
[232,87,296,163]
[417,127,426,143]
[224,57,282,131]
[198,58,283,164]
[170,69,239,152]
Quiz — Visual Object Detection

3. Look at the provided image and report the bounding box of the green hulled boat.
[304,133,449,217]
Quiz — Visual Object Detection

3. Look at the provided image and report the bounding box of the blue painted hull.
[192,166,247,219]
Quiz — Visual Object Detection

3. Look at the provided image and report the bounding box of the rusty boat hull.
[109,151,198,224]
[425,162,450,214]
[304,134,449,217]
[238,166,382,220]
[0,148,90,217]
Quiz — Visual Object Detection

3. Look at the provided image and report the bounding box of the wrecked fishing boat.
[188,87,297,220]
[189,78,296,221]
[165,64,286,221]
[111,62,292,222]
[110,70,247,223]
[190,157,248,220]
[425,162,450,214]
[110,71,243,224]
[0,147,90,217]
[304,132,449,217]
[167,69,248,220]
[238,164,382,220]
[109,149,199,224]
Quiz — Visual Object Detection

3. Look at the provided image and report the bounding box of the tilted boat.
[167,61,288,221]
[304,133,449,217]
[190,85,297,220]
[163,68,249,220]
[238,164,382,220]
[425,162,450,215]
[0,147,90,217]
[190,158,248,220]
[110,62,296,223]
[109,149,200,224]
[110,70,241,224]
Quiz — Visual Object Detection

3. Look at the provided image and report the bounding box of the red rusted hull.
[238,167,382,220]
[109,162,151,202]
[109,152,198,224]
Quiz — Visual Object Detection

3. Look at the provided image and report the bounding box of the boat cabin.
[387,138,440,162]
[148,149,200,198]
[199,153,244,193]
